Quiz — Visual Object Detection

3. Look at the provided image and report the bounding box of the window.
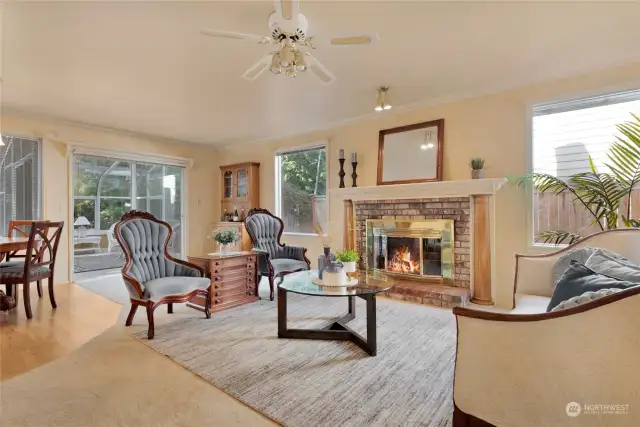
[275,145,327,234]
[532,90,640,242]
[0,135,41,236]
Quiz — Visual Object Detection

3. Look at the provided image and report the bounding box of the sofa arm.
[453,287,640,427]
[514,253,556,297]
[252,248,271,274]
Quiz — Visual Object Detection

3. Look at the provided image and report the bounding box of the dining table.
[0,236,31,255]
[0,236,31,311]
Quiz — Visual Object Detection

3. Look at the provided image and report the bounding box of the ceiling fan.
[200,0,376,84]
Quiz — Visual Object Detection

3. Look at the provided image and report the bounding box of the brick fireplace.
[328,178,507,309]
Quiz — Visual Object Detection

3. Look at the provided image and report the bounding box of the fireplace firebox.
[366,219,454,284]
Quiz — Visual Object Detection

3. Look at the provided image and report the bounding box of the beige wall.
[218,61,640,308]
[1,114,218,284]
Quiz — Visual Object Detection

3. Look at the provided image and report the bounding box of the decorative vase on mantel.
[471,169,485,179]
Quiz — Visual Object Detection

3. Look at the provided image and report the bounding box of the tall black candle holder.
[351,161,358,187]
[338,158,346,188]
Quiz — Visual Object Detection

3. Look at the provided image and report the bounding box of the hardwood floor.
[0,282,121,380]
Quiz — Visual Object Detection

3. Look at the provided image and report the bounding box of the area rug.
[75,272,129,305]
[133,294,456,427]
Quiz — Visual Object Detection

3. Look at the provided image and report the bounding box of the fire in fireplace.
[386,237,421,275]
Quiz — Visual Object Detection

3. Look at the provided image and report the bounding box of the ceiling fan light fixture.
[294,50,307,72]
[374,86,391,112]
[270,52,282,74]
[279,45,294,67]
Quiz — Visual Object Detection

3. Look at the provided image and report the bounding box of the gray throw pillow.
[551,288,625,312]
[547,261,635,312]
[552,247,628,286]
[585,249,640,283]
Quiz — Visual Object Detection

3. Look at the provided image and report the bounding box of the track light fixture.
[374,86,392,112]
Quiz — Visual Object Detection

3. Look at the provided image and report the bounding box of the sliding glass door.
[72,154,185,274]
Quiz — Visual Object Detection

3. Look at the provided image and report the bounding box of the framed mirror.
[377,119,444,185]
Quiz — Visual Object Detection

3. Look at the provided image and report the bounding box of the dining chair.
[0,221,64,319]
[4,220,46,298]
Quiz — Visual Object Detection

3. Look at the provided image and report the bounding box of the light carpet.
[133,294,456,427]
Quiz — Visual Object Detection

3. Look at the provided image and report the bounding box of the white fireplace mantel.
[328,178,507,202]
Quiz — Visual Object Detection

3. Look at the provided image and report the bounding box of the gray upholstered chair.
[245,208,311,300]
[114,211,211,339]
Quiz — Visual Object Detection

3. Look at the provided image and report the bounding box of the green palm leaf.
[536,230,582,245]
[606,113,640,219]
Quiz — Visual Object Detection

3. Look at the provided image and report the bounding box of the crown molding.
[1,106,214,149]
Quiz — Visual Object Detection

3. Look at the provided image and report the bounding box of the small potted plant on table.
[335,249,360,273]
[213,229,239,255]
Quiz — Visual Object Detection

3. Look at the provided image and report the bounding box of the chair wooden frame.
[114,210,211,339]
[245,208,311,301]
[1,221,64,319]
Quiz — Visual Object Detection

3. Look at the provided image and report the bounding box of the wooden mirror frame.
[377,119,445,185]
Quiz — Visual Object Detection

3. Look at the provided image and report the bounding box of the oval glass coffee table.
[277,270,392,356]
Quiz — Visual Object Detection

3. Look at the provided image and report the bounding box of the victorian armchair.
[114,211,211,339]
[245,208,311,300]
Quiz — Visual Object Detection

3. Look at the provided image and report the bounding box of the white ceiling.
[3,1,640,145]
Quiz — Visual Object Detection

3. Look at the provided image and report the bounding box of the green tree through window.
[278,147,327,233]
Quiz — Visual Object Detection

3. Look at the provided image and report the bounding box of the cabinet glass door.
[237,168,247,198]
[223,170,233,199]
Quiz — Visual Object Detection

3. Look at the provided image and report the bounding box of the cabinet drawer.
[212,268,255,282]
[212,255,255,268]
[213,292,253,306]
[211,261,255,276]
[213,286,252,298]
[213,275,253,289]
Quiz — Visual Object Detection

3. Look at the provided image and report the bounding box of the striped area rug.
[133,294,456,427]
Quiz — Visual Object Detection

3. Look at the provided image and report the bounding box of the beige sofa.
[452,229,640,427]
[512,228,640,313]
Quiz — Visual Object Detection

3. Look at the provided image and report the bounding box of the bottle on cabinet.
[222,209,228,222]
[233,206,240,222]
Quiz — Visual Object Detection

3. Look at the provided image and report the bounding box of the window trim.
[0,134,43,232]
[527,88,640,249]
[274,142,328,236]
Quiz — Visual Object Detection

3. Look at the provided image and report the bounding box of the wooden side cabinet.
[220,162,260,218]
[187,252,260,313]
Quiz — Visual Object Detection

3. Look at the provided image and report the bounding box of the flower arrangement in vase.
[213,229,239,255]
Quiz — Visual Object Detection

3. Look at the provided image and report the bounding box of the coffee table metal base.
[277,287,377,356]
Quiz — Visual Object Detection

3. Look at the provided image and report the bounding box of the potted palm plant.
[513,114,640,244]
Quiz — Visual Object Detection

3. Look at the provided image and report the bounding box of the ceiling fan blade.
[200,29,272,44]
[305,53,336,84]
[274,0,299,21]
[329,34,377,46]
[242,53,274,81]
